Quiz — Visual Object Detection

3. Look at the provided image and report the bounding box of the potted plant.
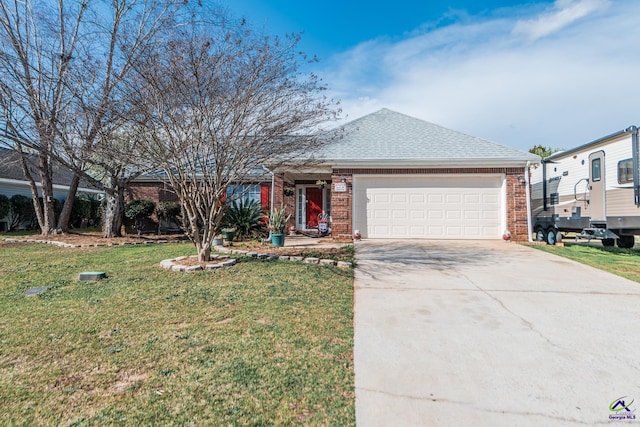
[221,228,236,243]
[268,207,291,247]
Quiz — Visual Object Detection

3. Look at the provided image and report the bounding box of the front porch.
[273,171,353,240]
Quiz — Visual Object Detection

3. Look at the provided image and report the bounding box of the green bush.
[0,195,10,220]
[223,199,265,240]
[9,195,36,230]
[124,199,156,220]
[156,201,181,219]
[71,196,97,227]
[124,199,156,234]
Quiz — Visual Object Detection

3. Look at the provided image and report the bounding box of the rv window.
[591,158,601,182]
[618,158,633,184]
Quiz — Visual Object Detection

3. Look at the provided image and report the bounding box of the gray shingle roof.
[316,109,539,165]
[0,147,97,189]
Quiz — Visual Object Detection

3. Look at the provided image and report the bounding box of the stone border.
[2,238,353,269]
[2,237,187,248]
[214,245,353,269]
[160,255,237,272]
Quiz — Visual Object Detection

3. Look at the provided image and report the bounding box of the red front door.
[305,187,323,227]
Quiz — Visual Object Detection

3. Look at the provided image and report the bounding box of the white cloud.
[513,0,610,41]
[321,0,640,151]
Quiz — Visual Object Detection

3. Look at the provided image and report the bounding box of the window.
[591,158,601,182]
[226,184,261,205]
[618,158,633,184]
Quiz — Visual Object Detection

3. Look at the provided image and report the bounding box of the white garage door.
[353,175,503,239]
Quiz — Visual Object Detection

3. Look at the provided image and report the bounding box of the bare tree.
[0,0,181,236]
[132,13,341,261]
[0,0,86,234]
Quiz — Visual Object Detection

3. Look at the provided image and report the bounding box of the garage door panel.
[392,194,407,203]
[446,194,461,203]
[446,210,462,220]
[373,194,389,203]
[410,210,426,219]
[483,194,499,203]
[464,194,480,204]
[354,175,503,239]
[464,211,480,220]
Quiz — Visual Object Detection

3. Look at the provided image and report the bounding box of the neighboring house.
[0,147,102,230]
[269,109,540,242]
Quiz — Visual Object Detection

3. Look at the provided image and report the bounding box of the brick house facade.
[126,109,538,242]
[270,109,539,242]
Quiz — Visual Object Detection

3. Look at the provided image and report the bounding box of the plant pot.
[271,233,285,247]
[212,237,223,246]
[222,230,235,242]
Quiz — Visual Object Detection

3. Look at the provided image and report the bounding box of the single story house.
[0,147,102,230]
[269,109,540,242]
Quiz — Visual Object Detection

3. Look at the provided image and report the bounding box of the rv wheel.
[534,227,546,242]
[616,235,635,249]
[546,228,561,245]
[602,238,615,247]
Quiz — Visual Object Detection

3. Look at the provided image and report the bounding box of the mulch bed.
[2,232,352,259]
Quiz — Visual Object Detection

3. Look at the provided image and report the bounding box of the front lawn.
[0,241,354,425]
[530,242,640,283]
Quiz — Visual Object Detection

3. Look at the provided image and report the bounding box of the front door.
[305,187,323,228]
[589,150,606,223]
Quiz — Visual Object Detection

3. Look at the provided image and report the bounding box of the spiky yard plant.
[223,199,265,241]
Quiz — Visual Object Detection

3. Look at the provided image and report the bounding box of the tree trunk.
[197,242,211,262]
[38,153,57,235]
[57,174,80,232]
[102,190,125,238]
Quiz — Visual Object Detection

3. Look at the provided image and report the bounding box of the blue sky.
[229,0,639,152]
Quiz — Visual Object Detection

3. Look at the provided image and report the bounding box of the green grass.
[530,242,640,283]
[0,241,354,426]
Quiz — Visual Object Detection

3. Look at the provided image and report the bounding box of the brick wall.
[126,182,178,204]
[272,174,296,230]
[505,171,530,242]
[330,173,353,238]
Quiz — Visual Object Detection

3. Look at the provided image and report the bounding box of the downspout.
[270,169,275,216]
[263,166,274,243]
[525,161,533,242]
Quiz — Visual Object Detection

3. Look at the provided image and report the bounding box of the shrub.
[9,195,36,230]
[124,199,156,235]
[71,196,95,227]
[124,199,156,220]
[0,195,10,220]
[156,201,181,219]
[223,199,265,240]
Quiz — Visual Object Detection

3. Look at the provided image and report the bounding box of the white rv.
[531,126,640,247]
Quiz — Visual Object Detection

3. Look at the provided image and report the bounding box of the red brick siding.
[505,171,530,242]
[330,173,353,238]
[126,182,178,204]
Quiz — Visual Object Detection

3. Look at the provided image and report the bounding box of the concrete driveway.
[354,240,640,426]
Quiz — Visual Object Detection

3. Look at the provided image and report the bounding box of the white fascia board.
[270,165,333,174]
[0,177,103,195]
[329,157,539,168]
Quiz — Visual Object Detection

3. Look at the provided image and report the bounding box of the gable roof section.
[315,109,539,167]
